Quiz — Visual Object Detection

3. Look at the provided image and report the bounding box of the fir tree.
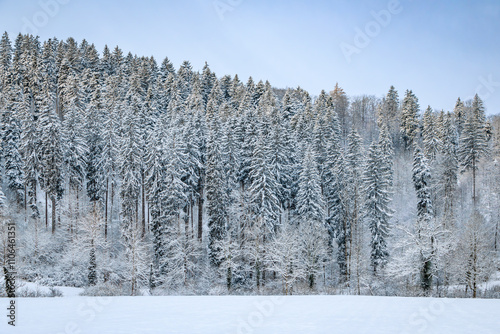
[422,106,441,161]
[364,141,393,274]
[88,247,97,286]
[458,94,489,207]
[206,119,229,267]
[400,90,420,151]
[412,145,434,292]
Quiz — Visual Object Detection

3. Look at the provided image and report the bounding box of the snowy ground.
[1,294,499,334]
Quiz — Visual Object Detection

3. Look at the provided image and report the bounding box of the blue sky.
[1,0,499,115]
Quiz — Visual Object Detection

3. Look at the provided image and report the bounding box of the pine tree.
[296,144,324,223]
[0,32,12,90]
[364,141,393,274]
[437,112,458,229]
[88,247,97,286]
[85,72,104,207]
[453,97,465,139]
[458,94,489,207]
[378,123,394,187]
[249,123,281,236]
[377,86,400,146]
[412,145,434,292]
[39,86,65,234]
[206,119,229,267]
[400,90,420,151]
[2,78,25,208]
[422,106,441,161]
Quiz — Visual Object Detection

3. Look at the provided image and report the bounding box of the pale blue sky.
[1,0,499,114]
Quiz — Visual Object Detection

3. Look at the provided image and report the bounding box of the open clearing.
[1,295,499,334]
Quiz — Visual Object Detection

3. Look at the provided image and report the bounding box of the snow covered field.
[1,295,499,334]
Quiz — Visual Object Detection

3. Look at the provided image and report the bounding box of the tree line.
[0,33,499,297]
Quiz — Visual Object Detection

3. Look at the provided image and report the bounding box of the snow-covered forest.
[0,33,499,298]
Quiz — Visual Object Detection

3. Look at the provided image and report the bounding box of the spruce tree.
[422,106,441,161]
[206,119,229,267]
[88,247,97,286]
[400,90,420,151]
[458,94,489,207]
[412,145,434,292]
[364,141,393,274]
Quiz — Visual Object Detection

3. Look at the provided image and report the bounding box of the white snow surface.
[1,295,499,334]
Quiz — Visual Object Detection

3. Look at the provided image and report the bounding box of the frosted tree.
[378,123,394,187]
[400,90,420,151]
[453,97,465,139]
[100,73,122,238]
[213,226,242,292]
[377,86,400,147]
[299,220,329,290]
[122,224,149,295]
[85,72,104,209]
[39,90,65,234]
[206,119,229,267]
[387,146,444,295]
[457,211,495,298]
[265,223,303,294]
[422,106,441,161]
[1,80,25,208]
[296,144,324,223]
[437,112,458,229]
[62,72,87,230]
[119,98,142,239]
[345,129,365,289]
[249,123,281,236]
[330,83,349,141]
[412,146,435,292]
[458,94,489,207]
[156,128,189,288]
[0,32,12,87]
[364,141,393,274]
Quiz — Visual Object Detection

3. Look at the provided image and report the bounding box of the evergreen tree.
[296,144,324,223]
[249,123,281,236]
[437,112,458,229]
[364,141,393,274]
[2,78,25,207]
[39,86,65,234]
[206,119,229,267]
[88,247,97,286]
[453,97,465,139]
[400,90,420,151]
[458,94,489,207]
[422,106,441,161]
[412,145,434,292]
[377,85,400,146]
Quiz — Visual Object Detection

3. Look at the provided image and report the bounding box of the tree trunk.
[110,182,114,242]
[197,183,204,241]
[45,191,48,230]
[105,178,108,241]
[141,172,146,238]
[51,196,56,234]
[24,184,27,224]
[472,158,476,208]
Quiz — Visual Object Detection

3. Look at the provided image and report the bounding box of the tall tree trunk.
[110,182,114,242]
[105,178,108,241]
[472,159,476,208]
[197,181,204,241]
[45,191,48,230]
[141,172,146,238]
[24,184,27,224]
[190,198,194,239]
[51,196,56,234]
